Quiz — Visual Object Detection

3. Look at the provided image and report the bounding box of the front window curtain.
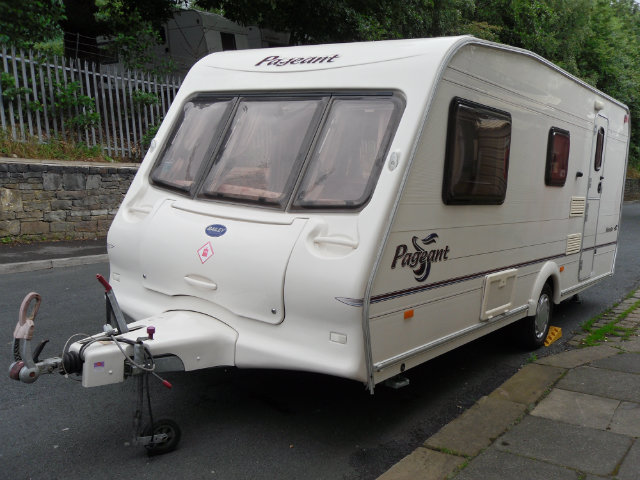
[200,97,326,208]
[293,96,403,209]
[150,97,232,192]
[545,127,570,186]
[442,98,511,205]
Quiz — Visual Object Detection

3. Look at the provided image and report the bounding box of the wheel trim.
[534,294,551,340]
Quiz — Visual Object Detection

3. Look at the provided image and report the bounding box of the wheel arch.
[527,262,561,316]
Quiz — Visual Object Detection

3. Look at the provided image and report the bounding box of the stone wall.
[0,158,138,242]
[0,158,639,242]
[625,178,640,201]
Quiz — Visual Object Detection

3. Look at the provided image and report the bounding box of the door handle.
[184,276,218,290]
[313,235,359,249]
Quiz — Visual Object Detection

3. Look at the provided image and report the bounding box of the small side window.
[545,127,570,186]
[443,98,511,205]
[594,126,605,171]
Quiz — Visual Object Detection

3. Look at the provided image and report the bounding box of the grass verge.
[580,294,640,346]
[0,130,125,163]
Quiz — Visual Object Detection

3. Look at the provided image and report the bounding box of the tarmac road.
[1,203,639,480]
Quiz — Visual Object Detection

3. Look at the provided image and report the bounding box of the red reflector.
[162,380,172,389]
[624,115,629,123]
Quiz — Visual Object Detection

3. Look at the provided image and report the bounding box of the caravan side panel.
[368,43,630,384]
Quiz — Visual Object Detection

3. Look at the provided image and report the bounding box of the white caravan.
[10,36,629,452]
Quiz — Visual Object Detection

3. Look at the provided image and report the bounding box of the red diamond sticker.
[197,241,214,264]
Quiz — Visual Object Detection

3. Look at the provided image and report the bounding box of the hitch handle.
[97,274,129,334]
[96,274,112,292]
[14,292,41,340]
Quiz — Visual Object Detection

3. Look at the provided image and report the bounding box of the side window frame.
[545,127,570,187]
[442,97,512,205]
[594,126,605,172]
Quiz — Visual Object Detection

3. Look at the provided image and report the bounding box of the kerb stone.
[424,395,526,457]
[376,447,464,480]
[488,363,565,406]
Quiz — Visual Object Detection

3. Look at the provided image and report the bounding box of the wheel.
[519,284,553,350]
[143,419,181,456]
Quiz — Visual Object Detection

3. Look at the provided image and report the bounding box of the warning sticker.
[198,241,214,264]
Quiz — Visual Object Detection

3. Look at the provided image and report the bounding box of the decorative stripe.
[339,240,618,307]
[371,252,566,304]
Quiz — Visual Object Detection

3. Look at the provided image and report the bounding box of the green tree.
[93,0,184,72]
[577,0,640,165]
[196,0,476,44]
[0,0,66,49]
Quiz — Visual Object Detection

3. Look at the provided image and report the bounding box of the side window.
[442,97,511,205]
[545,127,570,186]
[594,126,605,171]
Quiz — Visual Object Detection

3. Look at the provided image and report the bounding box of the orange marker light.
[404,309,414,320]
[559,266,565,272]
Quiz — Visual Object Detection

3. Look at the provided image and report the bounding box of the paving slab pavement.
[452,448,578,480]
[378,290,640,480]
[0,239,107,274]
[2,241,639,479]
[558,365,640,403]
[617,441,640,480]
[496,415,632,476]
[530,388,620,430]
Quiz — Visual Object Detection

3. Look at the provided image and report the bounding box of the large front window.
[150,97,232,191]
[150,93,404,210]
[201,98,325,208]
[293,98,400,208]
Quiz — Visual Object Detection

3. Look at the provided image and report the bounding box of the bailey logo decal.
[391,234,450,282]
[205,224,227,237]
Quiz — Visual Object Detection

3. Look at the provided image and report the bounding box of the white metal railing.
[0,45,182,160]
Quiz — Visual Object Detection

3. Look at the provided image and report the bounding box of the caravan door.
[579,114,608,281]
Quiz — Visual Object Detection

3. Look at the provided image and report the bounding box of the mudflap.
[74,310,238,387]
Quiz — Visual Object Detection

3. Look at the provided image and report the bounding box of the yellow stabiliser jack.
[544,326,562,347]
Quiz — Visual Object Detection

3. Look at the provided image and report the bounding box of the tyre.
[143,419,181,456]
[519,284,553,350]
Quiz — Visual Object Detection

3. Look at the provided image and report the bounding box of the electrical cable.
[105,331,157,373]
[61,332,92,380]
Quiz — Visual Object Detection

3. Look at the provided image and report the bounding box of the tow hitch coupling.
[8,278,181,455]
[9,292,64,383]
